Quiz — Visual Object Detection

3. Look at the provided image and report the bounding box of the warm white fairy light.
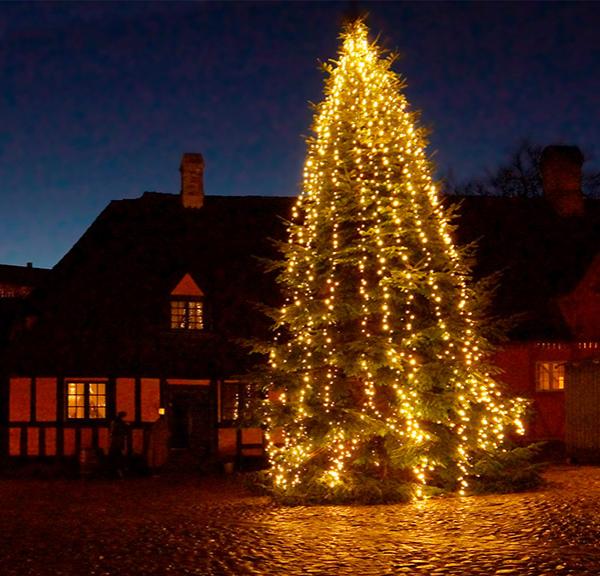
[265,21,525,498]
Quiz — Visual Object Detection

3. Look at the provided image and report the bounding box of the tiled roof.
[3,192,600,374]
[453,196,600,339]
[5,194,292,374]
[0,263,49,288]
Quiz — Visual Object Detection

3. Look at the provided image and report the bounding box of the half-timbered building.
[1,146,600,469]
[0,154,289,469]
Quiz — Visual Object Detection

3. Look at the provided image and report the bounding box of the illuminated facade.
[0,156,288,468]
[1,150,599,468]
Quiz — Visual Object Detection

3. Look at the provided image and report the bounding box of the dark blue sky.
[1,1,599,268]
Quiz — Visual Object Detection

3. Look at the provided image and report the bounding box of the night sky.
[1,1,599,268]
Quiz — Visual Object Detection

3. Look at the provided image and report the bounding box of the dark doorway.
[167,386,213,457]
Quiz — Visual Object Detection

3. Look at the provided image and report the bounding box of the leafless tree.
[450,140,600,198]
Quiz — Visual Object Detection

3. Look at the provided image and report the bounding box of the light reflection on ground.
[1,466,599,575]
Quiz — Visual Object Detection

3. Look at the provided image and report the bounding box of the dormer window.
[171,299,203,330]
[170,273,205,331]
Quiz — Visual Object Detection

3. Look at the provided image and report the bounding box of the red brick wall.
[9,377,31,421]
[495,342,600,442]
[35,377,57,421]
[141,378,160,422]
[559,254,600,341]
[116,378,136,421]
[495,343,567,441]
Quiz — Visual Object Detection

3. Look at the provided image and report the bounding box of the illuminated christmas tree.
[264,21,527,502]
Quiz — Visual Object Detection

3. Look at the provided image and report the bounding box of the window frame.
[65,380,108,420]
[535,361,566,392]
[218,381,256,425]
[170,297,204,331]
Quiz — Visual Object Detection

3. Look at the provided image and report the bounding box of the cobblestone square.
[1,466,600,575]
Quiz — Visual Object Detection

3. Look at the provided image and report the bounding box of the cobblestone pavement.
[1,466,600,575]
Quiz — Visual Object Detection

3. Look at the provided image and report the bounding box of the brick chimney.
[540,145,584,217]
[180,153,205,209]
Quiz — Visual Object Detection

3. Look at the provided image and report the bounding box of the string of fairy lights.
[265,21,525,497]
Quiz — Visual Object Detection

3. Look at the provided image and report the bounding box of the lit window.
[66,381,107,419]
[536,362,565,391]
[219,381,255,423]
[220,382,240,423]
[170,299,203,330]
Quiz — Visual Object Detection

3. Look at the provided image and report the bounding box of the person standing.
[109,411,129,477]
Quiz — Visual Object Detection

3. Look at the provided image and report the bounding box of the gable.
[170,273,204,297]
[558,252,600,340]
